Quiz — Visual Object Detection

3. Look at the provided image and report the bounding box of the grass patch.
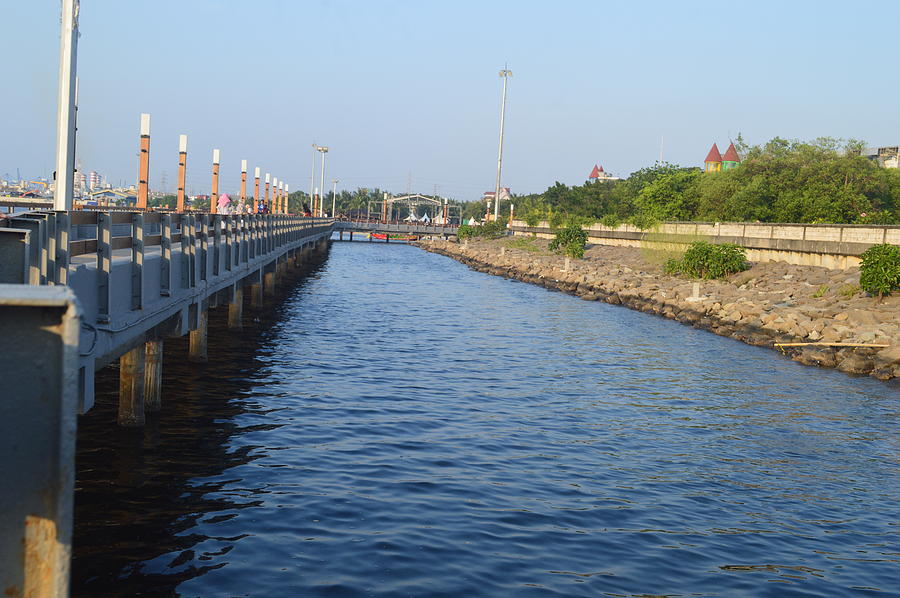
[504,236,542,253]
[812,284,829,298]
[838,283,862,299]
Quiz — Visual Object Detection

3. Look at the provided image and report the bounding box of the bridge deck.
[1,211,334,411]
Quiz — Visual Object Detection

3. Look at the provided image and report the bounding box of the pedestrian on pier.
[217,194,232,215]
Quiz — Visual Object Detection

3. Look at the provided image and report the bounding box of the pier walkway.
[1,210,332,597]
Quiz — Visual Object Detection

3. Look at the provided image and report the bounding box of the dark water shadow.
[71,256,329,598]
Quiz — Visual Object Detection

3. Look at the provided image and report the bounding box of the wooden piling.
[189,309,208,362]
[177,134,187,212]
[118,344,145,426]
[136,114,150,210]
[144,340,163,412]
[210,149,220,214]
[228,286,244,330]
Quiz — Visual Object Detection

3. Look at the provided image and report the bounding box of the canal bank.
[417,237,900,382]
[71,241,898,597]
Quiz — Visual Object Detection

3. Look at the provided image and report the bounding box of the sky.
[3,0,900,201]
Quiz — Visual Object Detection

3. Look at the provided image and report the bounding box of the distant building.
[482,188,511,201]
[859,146,899,169]
[88,189,136,205]
[88,171,101,190]
[704,142,741,172]
[588,164,620,181]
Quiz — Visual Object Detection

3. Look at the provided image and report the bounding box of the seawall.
[417,237,900,382]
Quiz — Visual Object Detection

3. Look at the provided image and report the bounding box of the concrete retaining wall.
[510,220,900,269]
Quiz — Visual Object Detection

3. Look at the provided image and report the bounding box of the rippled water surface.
[73,241,899,597]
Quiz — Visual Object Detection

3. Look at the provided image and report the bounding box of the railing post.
[96,211,111,322]
[160,213,172,296]
[225,215,233,271]
[131,212,145,310]
[45,213,57,284]
[199,213,209,282]
[55,211,70,286]
[212,214,221,277]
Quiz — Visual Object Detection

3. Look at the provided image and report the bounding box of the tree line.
[508,137,900,228]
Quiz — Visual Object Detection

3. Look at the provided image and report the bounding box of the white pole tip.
[140,113,151,135]
[213,149,220,163]
[178,134,187,152]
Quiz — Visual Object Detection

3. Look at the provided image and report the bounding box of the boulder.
[836,354,875,375]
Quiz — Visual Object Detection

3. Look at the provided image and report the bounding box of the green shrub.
[523,211,542,227]
[549,224,588,259]
[548,211,565,229]
[600,214,621,229]
[665,241,749,279]
[859,243,900,298]
[457,224,476,240]
[457,220,507,241]
[628,212,658,231]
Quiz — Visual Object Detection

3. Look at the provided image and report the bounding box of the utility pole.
[53,0,79,211]
[494,66,512,221]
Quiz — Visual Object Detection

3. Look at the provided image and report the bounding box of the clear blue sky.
[3,0,899,200]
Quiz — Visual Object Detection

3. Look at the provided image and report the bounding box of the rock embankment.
[417,237,900,382]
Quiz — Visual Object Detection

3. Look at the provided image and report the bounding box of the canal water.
[72,241,899,597]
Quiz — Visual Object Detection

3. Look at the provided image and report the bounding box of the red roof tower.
[704,143,722,163]
[704,143,723,172]
[722,143,740,163]
[588,164,601,179]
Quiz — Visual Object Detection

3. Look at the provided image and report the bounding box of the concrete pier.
[118,344,146,427]
[144,340,163,412]
[189,309,208,362]
[228,286,243,330]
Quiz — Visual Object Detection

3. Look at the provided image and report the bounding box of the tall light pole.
[317,146,329,217]
[310,143,318,211]
[494,66,512,221]
[53,0,79,211]
[331,178,339,219]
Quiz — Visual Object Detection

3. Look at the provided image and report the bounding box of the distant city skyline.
[3,1,900,200]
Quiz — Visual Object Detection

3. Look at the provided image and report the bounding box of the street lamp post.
[494,67,512,221]
[316,146,329,217]
[331,178,339,219]
[310,143,317,212]
[53,0,79,211]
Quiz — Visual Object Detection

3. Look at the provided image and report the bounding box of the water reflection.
[72,259,327,597]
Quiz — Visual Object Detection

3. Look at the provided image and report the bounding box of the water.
[73,241,900,597]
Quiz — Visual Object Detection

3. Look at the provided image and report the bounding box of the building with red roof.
[704,144,723,172]
[588,164,620,182]
[722,143,741,170]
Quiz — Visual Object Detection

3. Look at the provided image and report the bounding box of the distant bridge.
[334,218,458,241]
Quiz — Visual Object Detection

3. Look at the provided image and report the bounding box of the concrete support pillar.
[118,344,145,427]
[189,309,208,362]
[228,286,244,330]
[349,231,353,242]
[250,283,263,307]
[264,271,276,296]
[339,231,343,241]
[144,340,163,412]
